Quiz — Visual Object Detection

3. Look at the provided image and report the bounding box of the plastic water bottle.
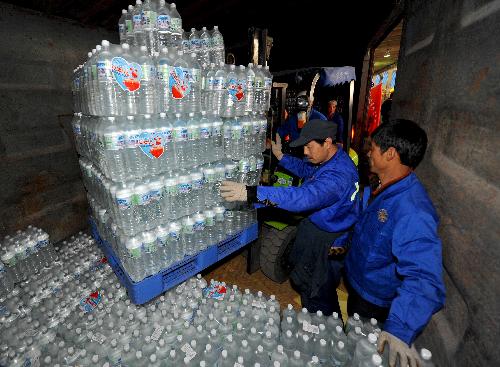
[186,112,199,166]
[363,318,379,335]
[141,0,158,53]
[156,0,171,48]
[170,51,190,114]
[245,63,255,112]
[203,63,215,110]
[125,5,135,45]
[212,62,226,116]
[346,327,364,356]
[360,354,383,367]
[191,172,205,212]
[212,114,224,161]
[199,111,212,163]
[210,26,225,65]
[173,113,189,168]
[198,27,211,66]
[332,340,349,366]
[169,3,183,50]
[346,313,364,334]
[138,46,157,114]
[177,170,193,216]
[230,117,243,160]
[221,64,237,118]
[253,65,265,113]
[120,43,140,115]
[118,9,128,44]
[271,345,289,366]
[157,112,175,170]
[263,65,273,111]
[0,260,14,296]
[132,0,145,47]
[352,333,379,367]
[97,40,121,116]
[419,348,435,367]
[187,53,202,113]
[157,47,174,113]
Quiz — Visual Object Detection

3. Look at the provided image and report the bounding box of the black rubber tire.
[259,225,297,283]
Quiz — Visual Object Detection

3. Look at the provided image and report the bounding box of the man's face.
[327,103,337,116]
[304,140,329,164]
[368,140,387,174]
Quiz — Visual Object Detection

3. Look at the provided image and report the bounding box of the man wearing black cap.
[221,119,360,315]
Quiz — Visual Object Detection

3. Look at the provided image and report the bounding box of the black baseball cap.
[289,119,337,147]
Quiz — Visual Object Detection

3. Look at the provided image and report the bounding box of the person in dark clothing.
[220,119,359,315]
[327,99,344,145]
[380,91,394,124]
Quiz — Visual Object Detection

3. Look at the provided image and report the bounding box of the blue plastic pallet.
[90,219,258,304]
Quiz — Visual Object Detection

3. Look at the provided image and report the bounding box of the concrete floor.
[202,249,349,323]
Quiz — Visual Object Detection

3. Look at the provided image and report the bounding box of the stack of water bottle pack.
[0,226,56,298]
[1,231,436,367]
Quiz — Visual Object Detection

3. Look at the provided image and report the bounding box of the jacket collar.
[365,172,417,209]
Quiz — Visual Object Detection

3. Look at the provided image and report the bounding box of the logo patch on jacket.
[377,209,388,223]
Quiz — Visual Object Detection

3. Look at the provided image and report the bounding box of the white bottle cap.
[368,333,377,344]
[372,354,383,364]
[274,361,280,367]
[421,348,432,360]
[355,326,362,334]
[312,356,319,363]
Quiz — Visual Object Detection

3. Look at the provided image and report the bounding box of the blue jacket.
[257,148,359,233]
[328,112,344,143]
[344,173,446,345]
[277,109,327,143]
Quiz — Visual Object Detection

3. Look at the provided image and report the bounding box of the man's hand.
[378,331,421,367]
[271,134,284,161]
[220,181,247,202]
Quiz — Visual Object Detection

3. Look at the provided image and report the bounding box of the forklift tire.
[259,225,297,283]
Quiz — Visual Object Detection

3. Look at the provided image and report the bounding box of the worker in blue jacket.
[277,90,327,144]
[344,119,446,367]
[220,119,359,315]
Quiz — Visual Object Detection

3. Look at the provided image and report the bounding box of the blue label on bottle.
[178,182,192,194]
[157,14,171,30]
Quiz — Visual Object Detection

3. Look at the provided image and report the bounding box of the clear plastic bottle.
[221,64,237,118]
[352,333,378,367]
[346,326,364,356]
[118,9,128,44]
[235,65,247,116]
[169,3,183,50]
[188,28,200,54]
[170,51,190,114]
[125,5,135,45]
[253,65,265,113]
[332,340,349,366]
[97,40,121,116]
[173,113,189,168]
[120,43,140,116]
[199,111,212,163]
[187,112,200,166]
[187,53,202,113]
[211,113,224,160]
[156,0,171,48]
[102,116,126,181]
[210,26,225,65]
[244,63,256,112]
[263,65,273,112]
[212,62,227,116]
[345,313,364,334]
[137,46,157,114]
[419,348,435,367]
[132,0,145,47]
[141,0,158,53]
[157,47,174,113]
[198,27,211,66]
[157,112,175,170]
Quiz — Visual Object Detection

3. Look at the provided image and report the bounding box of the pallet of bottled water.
[90,216,258,305]
[1,234,436,367]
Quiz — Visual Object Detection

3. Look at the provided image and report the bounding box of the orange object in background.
[297,111,307,128]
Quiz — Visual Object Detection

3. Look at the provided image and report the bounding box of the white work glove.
[378,331,421,367]
[220,181,247,202]
[271,134,284,161]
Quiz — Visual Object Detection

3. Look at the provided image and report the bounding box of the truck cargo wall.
[0,3,118,242]
[393,0,500,365]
